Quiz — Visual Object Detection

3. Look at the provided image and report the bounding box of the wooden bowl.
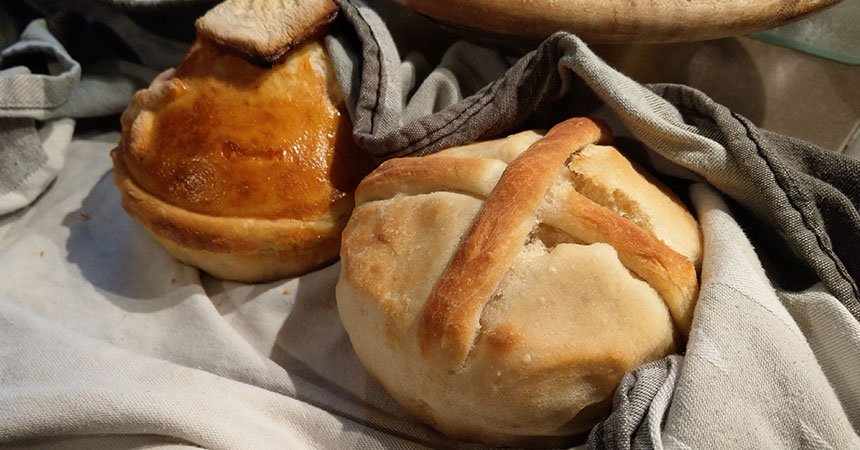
[391,0,844,43]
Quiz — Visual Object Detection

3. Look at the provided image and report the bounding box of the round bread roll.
[112,37,372,282]
[336,118,702,446]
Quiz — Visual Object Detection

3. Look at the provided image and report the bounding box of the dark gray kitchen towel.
[586,355,683,450]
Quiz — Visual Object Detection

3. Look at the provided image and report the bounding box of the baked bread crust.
[337,118,702,445]
[195,0,339,65]
[113,38,371,282]
[112,152,344,281]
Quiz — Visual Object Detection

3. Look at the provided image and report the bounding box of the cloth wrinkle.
[731,111,860,303]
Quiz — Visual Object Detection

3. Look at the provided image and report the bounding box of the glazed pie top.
[117,37,372,222]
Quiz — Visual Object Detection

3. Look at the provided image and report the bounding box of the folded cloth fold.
[0,19,80,116]
[0,19,79,214]
[0,2,186,215]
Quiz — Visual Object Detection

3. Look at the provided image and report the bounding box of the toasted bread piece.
[195,0,338,65]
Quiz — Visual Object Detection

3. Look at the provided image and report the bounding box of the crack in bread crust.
[539,185,698,334]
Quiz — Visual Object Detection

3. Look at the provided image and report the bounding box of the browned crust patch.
[355,156,506,205]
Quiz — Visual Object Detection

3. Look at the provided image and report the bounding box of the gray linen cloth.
[0,0,186,214]
[0,18,77,214]
[1,0,859,449]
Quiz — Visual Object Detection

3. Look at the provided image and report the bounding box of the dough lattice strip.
[415,117,613,370]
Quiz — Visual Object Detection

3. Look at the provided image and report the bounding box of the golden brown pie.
[112,33,373,282]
